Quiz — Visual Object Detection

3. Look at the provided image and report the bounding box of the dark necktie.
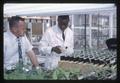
[62,32,65,41]
[17,37,23,67]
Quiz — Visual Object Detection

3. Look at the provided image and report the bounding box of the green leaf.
[52,70,58,80]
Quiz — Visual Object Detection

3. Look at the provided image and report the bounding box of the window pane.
[74,14,89,27]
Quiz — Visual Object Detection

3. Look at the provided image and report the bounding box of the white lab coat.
[39,25,74,70]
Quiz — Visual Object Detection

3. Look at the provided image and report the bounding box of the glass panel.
[74,14,89,27]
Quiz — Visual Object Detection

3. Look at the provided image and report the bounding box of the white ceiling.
[4,3,116,16]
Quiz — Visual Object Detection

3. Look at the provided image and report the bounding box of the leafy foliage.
[4,48,116,80]
[4,67,81,80]
[4,64,116,80]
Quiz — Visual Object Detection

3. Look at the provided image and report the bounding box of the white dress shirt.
[4,30,33,70]
[39,25,74,70]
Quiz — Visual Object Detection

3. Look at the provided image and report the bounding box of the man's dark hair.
[9,16,24,29]
[58,15,69,20]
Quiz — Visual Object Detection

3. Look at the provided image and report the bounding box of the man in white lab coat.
[39,15,74,70]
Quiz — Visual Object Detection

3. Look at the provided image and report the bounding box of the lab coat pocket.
[44,56,53,70]
[44,56,60,70]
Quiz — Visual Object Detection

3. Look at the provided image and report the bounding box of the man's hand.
[27,66,42,75]
[51,46,62,54]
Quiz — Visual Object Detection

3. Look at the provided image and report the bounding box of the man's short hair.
[58,15,69,20]
[9,16,24,29]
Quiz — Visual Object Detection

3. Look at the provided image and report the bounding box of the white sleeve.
[39,29,52,54]
[4,34,8,69]
[24,35,33,53]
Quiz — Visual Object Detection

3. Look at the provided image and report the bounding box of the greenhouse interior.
[4,3,117,80]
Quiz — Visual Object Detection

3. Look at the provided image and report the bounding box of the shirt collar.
[7,30,18,41]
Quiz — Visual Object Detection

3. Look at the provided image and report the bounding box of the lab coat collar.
[56,25,68,34]
[55,25,69,41]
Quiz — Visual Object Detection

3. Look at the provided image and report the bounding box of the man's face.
[58,18,69,31]
[15,21,25,37]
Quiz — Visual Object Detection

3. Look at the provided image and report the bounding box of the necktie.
[17,37,23,67]
[62,32,65,41]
